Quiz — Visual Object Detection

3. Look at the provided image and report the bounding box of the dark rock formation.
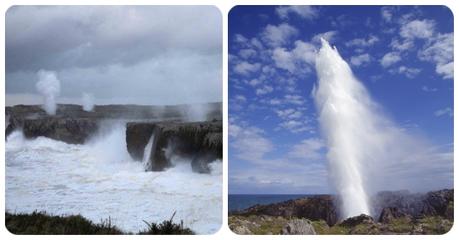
[235,195,338,226]
[126,120,222,172]
[378,207,409,223]
[339,214,374,227]
[421,189,453,218]
[125,123,156,160]
[6,103,222,141]
[22,118,99,144]
[373,189,453,220]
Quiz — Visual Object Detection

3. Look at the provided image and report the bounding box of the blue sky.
[228,6,453,194]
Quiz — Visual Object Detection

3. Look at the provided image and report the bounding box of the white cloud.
[284,94,305,105]
[398,66,421,78]
[350,53,371,66]
[421,86,438,92]
[230,122,273,161]
[269,98,282,105]
[248,78,262,86]
[419,33,453,79]
[261,23,298,47]
[272,47,295,72]
[238,49,257,59]
[345,35,379,47]
[434,107,453,117]
[272,40,317,74]
[312,31,338,44]
[279,119,310,133]
[380,52,401,67]
[276,108,302,119]
[234,95,246,102]
[275,6,318,20]
[400,19,436,39]
[233,61,261,75]
[289,138,325,160]
[436,62,454,79]
[256,85,273,95]
[234,34,248,44]
[381,6,394,22]
[390,38,414,51]
[292,41,317,65]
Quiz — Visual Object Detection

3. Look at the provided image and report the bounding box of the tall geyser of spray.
[312,39,443,219]
[36,70,61,115]
[82,93,95,111]
[313,39,385,218]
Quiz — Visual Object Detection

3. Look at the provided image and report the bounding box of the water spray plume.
[82,93,95,111]
[36,70,60,115]
[313,38,374,218]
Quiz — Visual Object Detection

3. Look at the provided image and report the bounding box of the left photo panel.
[5,5,222,235]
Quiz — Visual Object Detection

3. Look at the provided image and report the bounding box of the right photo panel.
[228,5,453,235]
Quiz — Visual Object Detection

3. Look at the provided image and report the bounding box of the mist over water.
[5,125,222,234]
[36,70,60,115]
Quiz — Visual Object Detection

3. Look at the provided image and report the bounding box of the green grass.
[6,211,194,235]
[386,217,413,233]
[415,216,453,234]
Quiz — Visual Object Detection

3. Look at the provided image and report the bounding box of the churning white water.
[5,127,222,234]
[313,39,374,218]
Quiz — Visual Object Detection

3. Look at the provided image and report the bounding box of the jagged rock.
[373,189,454,220]
[125,123,156,160]
[126,120,222,172]
[235,196,338,226]
[339,214,374,227]
[232,225,252,235]
[6,103,222,139]
[281,219,316,235]
[421,189,454,218]
[378,207,409,223]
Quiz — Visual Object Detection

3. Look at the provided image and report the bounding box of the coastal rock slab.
[281,219,316,235]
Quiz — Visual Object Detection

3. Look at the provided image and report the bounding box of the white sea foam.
[5,127,222,234]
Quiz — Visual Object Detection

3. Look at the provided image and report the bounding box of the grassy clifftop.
[6,211,194,235]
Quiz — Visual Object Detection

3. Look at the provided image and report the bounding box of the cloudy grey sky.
[6,6,222,106]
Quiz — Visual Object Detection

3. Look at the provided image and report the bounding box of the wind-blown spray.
[36,70,60,115]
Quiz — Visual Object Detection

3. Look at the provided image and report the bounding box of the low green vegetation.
[6,211,194,235]
[229,214,453,235]
[138,212,194,235]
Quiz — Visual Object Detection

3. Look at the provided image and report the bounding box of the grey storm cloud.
[6,6,222,105]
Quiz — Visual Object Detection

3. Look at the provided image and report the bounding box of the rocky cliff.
[126,120,222,172]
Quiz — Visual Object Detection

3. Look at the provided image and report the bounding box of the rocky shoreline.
[229,189,453,235]
[6,103,222,172]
